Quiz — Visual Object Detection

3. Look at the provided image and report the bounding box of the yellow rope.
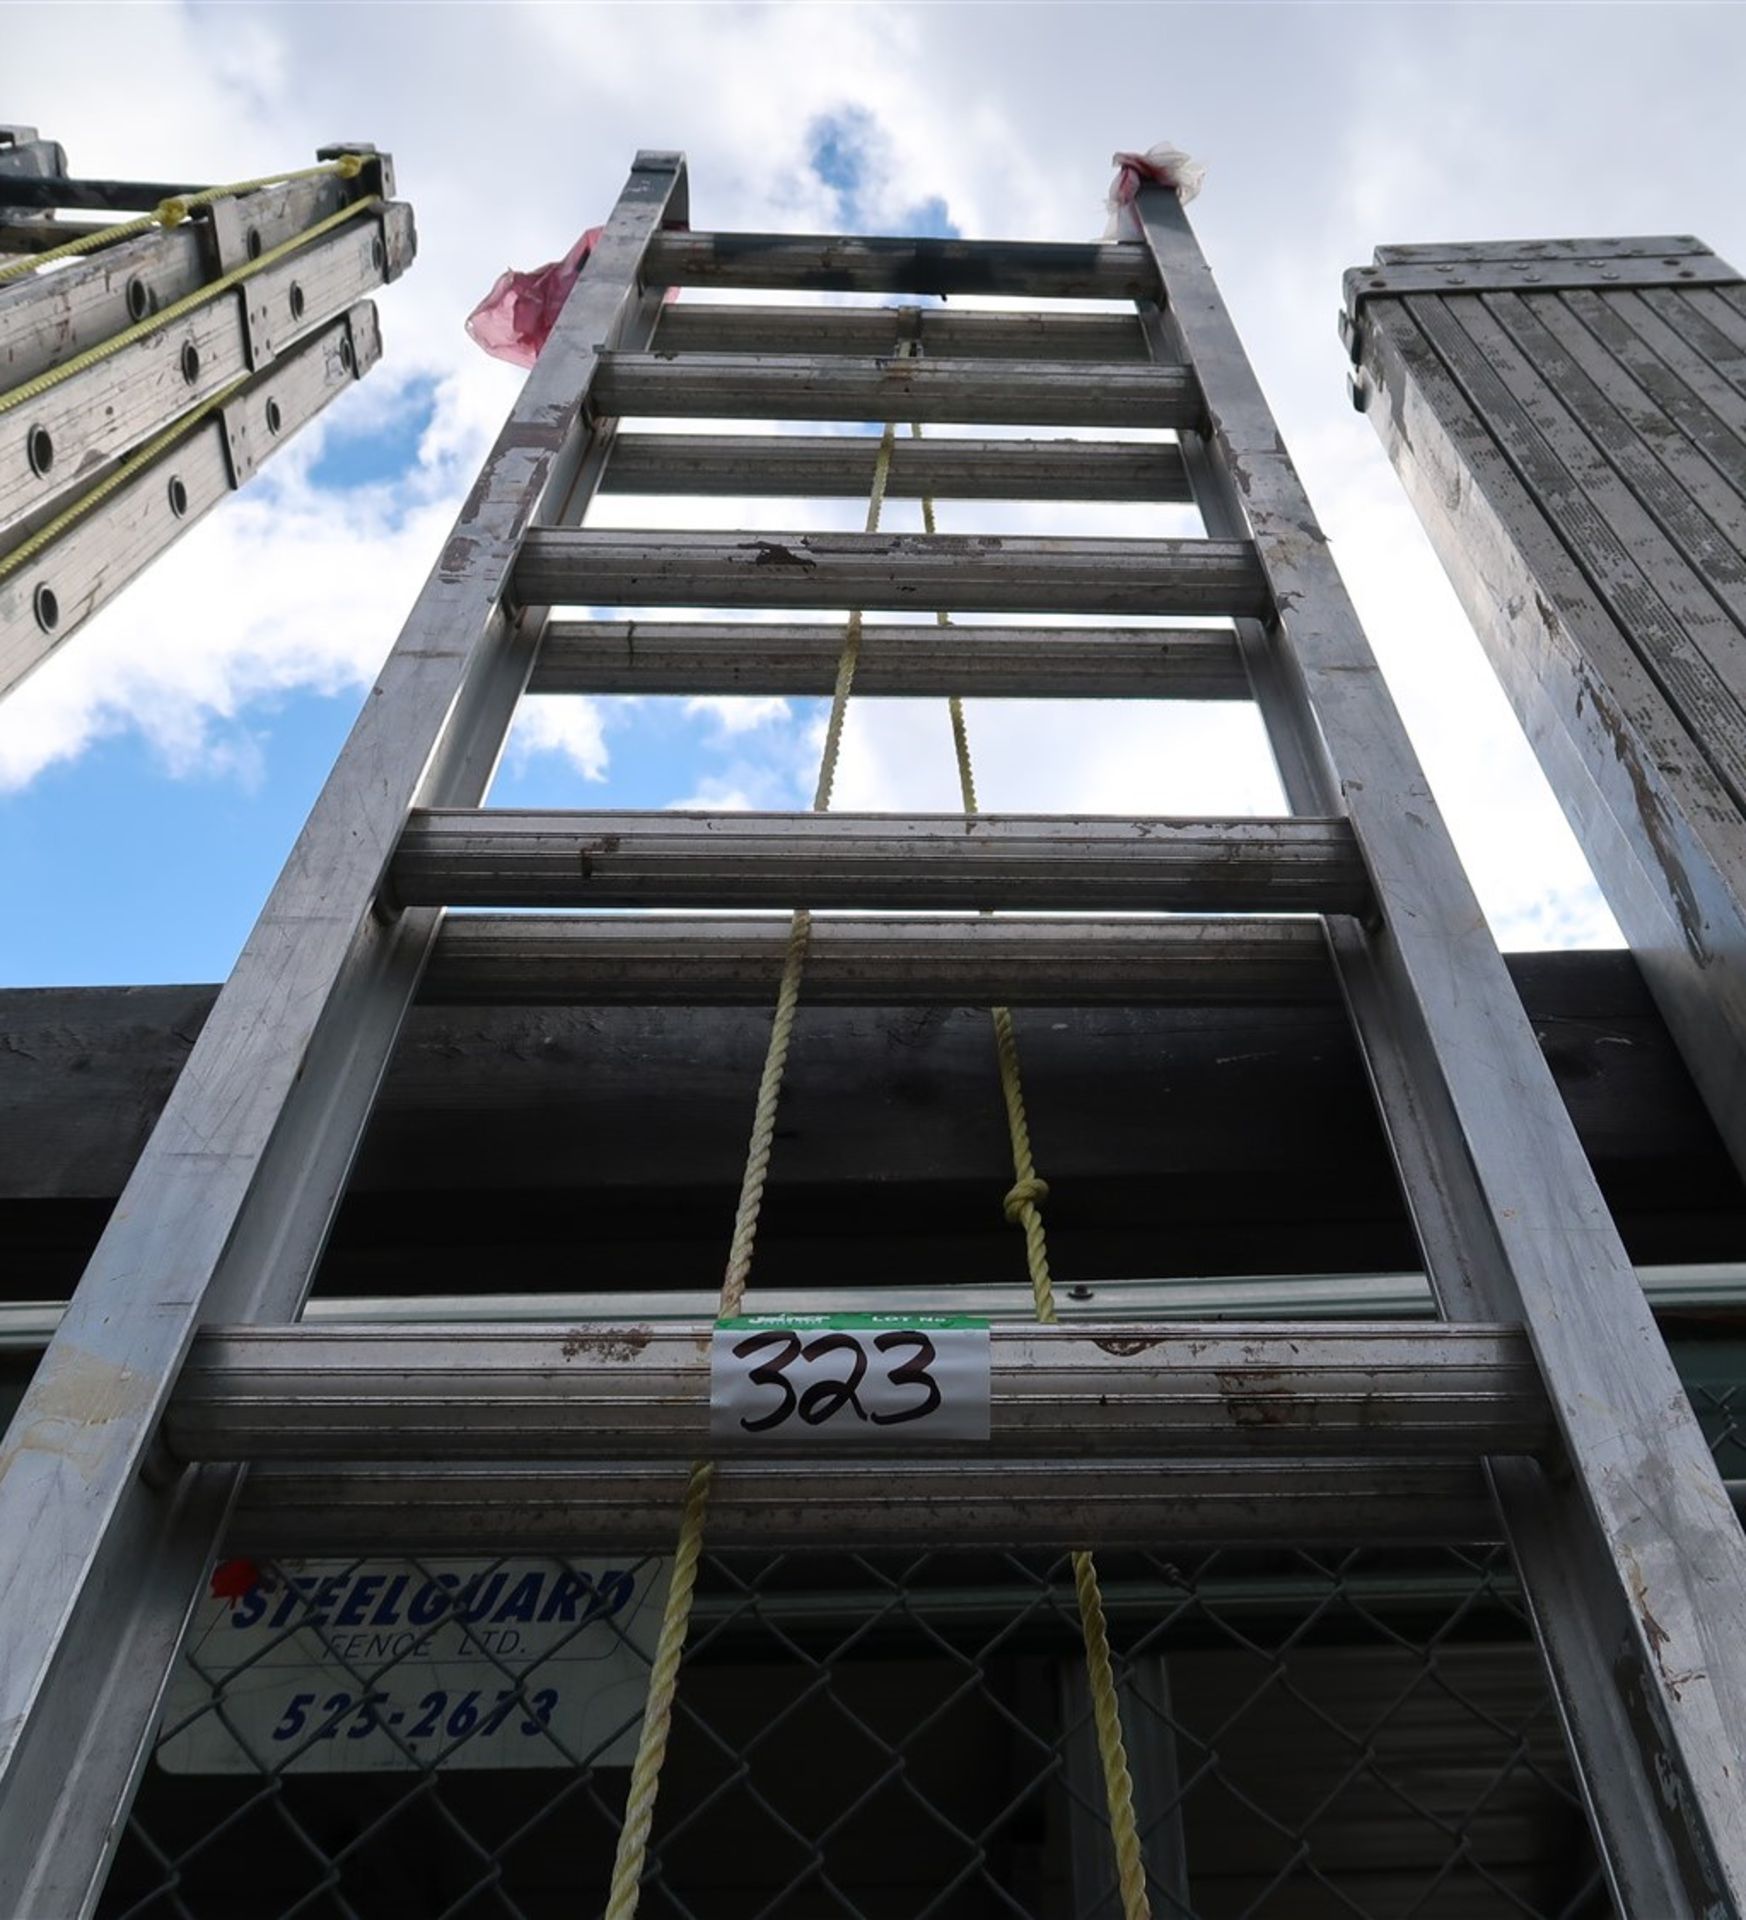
[603,407,903,1920]
[607,368,1150,1920]
[0,191,378,417]
[0,155,363,287]
[0,190,378,593]
[0,367,252,589]
[916,432,1152,1919]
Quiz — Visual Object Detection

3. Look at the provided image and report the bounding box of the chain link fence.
[102,1537,1609,1920]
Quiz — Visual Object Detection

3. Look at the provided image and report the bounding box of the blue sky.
[1,104,962,984]
[8,2,1746,985]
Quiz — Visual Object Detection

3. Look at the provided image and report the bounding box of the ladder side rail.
[1136,181,1746,1915]
[1142,273,1702,1911]
[0,150,688,1920]
[0,175,353,387]
[0,202,413,540]
[1321,902,1709,1915]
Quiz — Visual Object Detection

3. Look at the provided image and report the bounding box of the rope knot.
[333,154,365,180]
[154,197,190,227]
[1002,1175,1050,1224]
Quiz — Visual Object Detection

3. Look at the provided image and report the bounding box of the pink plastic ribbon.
[1105,145,1205,241]
[465,227,604,369]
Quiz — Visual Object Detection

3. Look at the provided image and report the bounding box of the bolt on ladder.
[0,149,1742,1918]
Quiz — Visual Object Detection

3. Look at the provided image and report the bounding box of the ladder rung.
[650,303,1157,362]
[390,812,1367,914]
[169,1321,1550,1464]
[600,434,1191,501]
[421,913,1335,1006]
[514,531,1272,619]
[228,1459,1504,1554]
[594,352,1198,428]
[643,230,1160,301]
[529,621,1247,699]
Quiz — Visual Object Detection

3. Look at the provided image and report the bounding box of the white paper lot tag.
[158,1556,668,1773]
[711,1314,992,1444]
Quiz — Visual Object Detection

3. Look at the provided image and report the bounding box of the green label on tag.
[717,1313,990,1331]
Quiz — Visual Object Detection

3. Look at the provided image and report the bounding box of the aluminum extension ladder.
[1,150,1742,1918]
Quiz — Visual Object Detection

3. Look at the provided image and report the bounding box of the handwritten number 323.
[732,1330,942,1432]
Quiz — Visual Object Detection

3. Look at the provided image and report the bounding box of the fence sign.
[158,1555,668,1772]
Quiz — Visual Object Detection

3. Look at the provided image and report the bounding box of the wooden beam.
[3,954,1742,1298]
[1351,247,1746,1200]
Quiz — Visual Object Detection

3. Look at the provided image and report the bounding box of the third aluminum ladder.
[0,150,1742,1918]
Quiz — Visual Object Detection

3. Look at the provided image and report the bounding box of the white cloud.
[0,442,460,789]
[684,694,793,737]
[665,778,757,813]
[505,694,611,784]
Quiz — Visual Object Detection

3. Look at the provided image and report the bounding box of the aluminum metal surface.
[389,810,1369,914]
[650,302,1155,360]
[419,911,1334,1004]
[166,1320,1550,1463]
[9,1264,1746,1353]
[598,433,1193,501]
[592,352,1200,428]
[642,230,1160,300]
[529,618,1248,698]
[0,205,410,538]
[0,154,688,1920]
[226,1459,1505,1554]
[0,174,355,387]
[514,529,1271,618]
[1,305,377,697]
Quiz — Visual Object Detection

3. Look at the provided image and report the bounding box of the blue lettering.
[229,1584,268,1629]
[492,1573,544,1624]
[597,1570,635,1618]
[309,1574,347,1623]
[408,1574,459,1625]
[456,1572,507,1624]
[335,1576,385,1628]
[270,1575,319,1631]
[537,1571,593,1625]
[371,1574,410,1626]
